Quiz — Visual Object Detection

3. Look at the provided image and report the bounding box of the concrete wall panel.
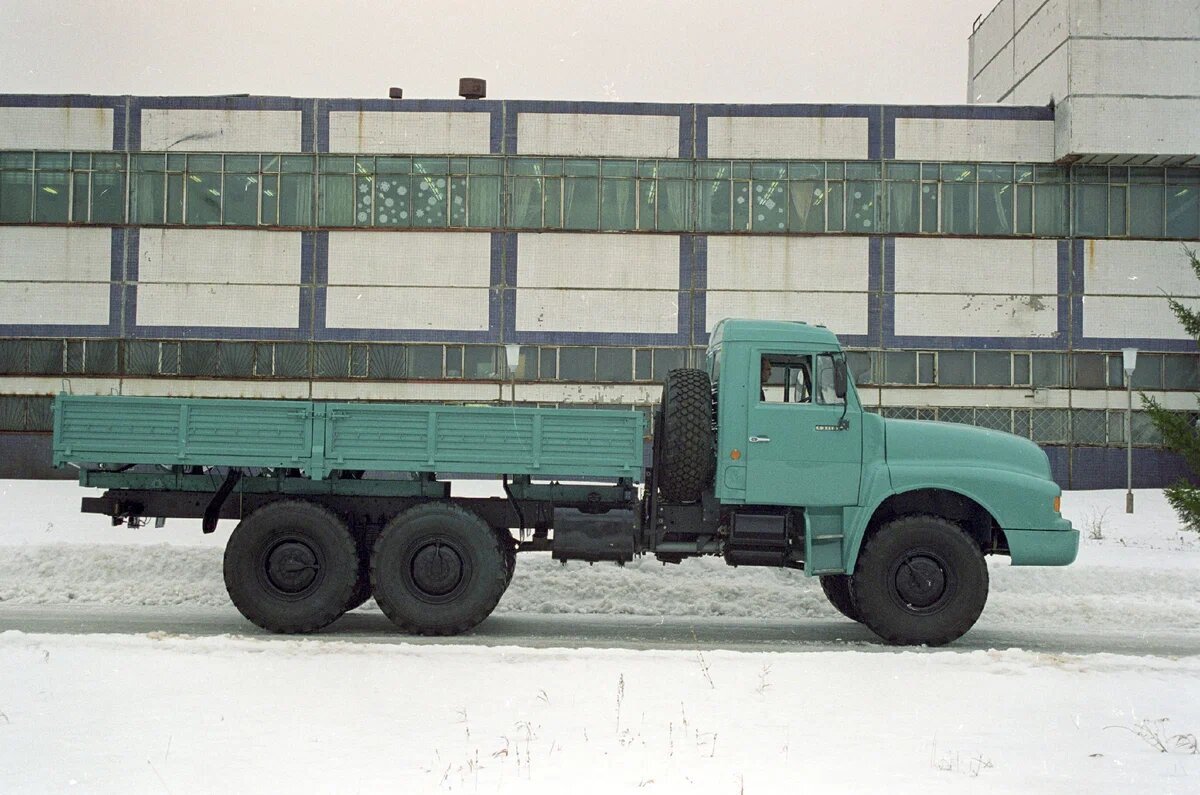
[327,231,490,287]
[1071,0,1200,38]
[706,236,869,292]
[706,116,869,160]
[971,40,1016,103]
[140,109,303,152]
[894,238,1058,294]
[516,288,677,334]
[1083,296,1200,339]
[517,233,678,290]
[1082,240,1200,297]
[705,291,867,335]
[0,227,111,283]
[1011,44,1069,105]
[895,293,1058,337]
[136,284,299,328]
[0,107,113,150]
[517,113,680,158]
[0,283,109,325]
[1071,39,1200,97]
[1013,0,1069,78]
[1055,96,1200,159]
[971,0,1015,69]
[894,117,1054,162]
[325,286,488,330]
[138,229,300,285]
[328,111,491,154]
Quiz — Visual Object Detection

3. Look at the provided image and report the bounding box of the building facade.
[1,1,1198,486]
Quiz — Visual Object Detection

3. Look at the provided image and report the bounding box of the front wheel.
[819,574,862,623]
[851,515,988,646]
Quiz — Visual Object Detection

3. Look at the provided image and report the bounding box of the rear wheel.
[223,500,357,634]
[657,368,715,503]
[851,515,988,646]
[819,574,862,623]
[371,503,507,635]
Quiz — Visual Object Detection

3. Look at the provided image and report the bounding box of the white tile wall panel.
[1083,296,1200,340]
[517,233,678,289]
[325,286,489,330]
[1013,0,1048,27]
[516,289,677,334]
[1013,0,1068,78]
[894,294,1058,338]
[1081,240,1200,297]
[138,229,300,285]
[516,113,680,158]
[1071,0,1200,38]
[707,236,869,292]
[327,232,491,287]
[1056,96,1200,159]
[1011,45,1069,105]
[328,111,491,154]
[0,227,111,282]
[706,116,869,160]
[705,291,867,335]
[139,109,303,152]
[894,117,1054,162]
[1071,40,1200,98]
[894,238,1058,294]
[971,41,1016,103]
[0,283,109,325]
[135,284,299,328]
[0,107,114,150]
[971,0,1014,69]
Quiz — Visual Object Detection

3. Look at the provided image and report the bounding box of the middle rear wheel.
[371,503,507,635]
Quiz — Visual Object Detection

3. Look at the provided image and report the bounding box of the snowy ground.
[0,480,1198,793]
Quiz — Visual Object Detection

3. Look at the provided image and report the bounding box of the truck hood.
[882,418,1052,480]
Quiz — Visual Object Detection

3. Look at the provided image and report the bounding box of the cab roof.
[708,318,842,348]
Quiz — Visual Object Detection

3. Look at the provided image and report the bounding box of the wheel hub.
[265,540,320,594]
[893,554,947,609]
[410,543,464,597]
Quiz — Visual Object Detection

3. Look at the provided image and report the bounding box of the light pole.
[1122,347,1138,514]
[504,344,521,407]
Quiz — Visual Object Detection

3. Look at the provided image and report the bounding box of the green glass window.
[603,175,636,230]
[468,175,501,227]
[511,176,543,228]
[886,180,919,234]
[1166,185,1199,239]
[696,167,731,232]
[941,182,975,234]
[978,182,1013,235]
[846,180,878,232]
[1074,183,1108,237]
[563,174,598,230]
[1034,183,1067,236]
[223,173,259,225]
[1128,184,1163,237]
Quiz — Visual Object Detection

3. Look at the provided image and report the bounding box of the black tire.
[851,515,989,646]
[371,503,507,635]
[223,499,358,634]
[657,368,715,503]
[819,574,862,623]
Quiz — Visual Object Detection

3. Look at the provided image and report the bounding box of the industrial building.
[1,0,1197,486]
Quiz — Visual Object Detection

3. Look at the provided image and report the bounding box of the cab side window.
[759,354,813,404]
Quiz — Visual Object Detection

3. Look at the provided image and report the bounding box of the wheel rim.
[260,536,324,598]
[888,549,953,614]
[402,536,471,604]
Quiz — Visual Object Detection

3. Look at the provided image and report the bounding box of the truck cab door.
[743,352,862,507]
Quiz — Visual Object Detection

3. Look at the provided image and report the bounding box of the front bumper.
[1004,527,1080,566]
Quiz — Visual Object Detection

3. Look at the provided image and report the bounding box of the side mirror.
[834,359,848,400]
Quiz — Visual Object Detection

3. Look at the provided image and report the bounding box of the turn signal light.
[730,449,741,460]
[1053,495,1061,514]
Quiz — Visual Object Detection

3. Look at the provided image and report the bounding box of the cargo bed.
[53,394,645,480]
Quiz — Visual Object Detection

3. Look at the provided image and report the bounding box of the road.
[0,604,1196,657]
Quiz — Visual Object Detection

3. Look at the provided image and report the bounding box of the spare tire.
[657,368,715,503]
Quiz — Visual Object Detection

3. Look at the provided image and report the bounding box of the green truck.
[53,318,1078,646]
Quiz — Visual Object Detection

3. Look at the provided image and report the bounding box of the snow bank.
[1,631,1197,794]
[1,482,1197,632]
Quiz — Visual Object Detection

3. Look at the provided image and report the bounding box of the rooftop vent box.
[388,87,403,99]
[459,78,486,100]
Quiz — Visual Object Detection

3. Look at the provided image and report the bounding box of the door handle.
[749,436,771,443]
